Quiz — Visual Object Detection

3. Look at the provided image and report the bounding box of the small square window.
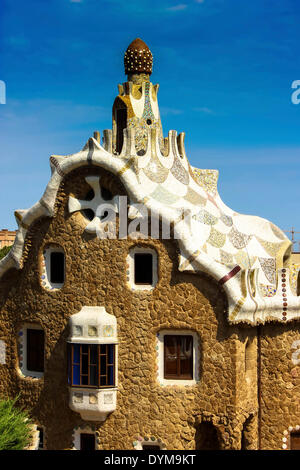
[80,433,95,450]
[128,247,157,291]
[134,253,153,285]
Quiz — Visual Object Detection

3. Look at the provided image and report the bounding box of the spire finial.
[124,38,153,76]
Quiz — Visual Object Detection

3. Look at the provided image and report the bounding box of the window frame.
[157,330,199,386]
[69,343,115,389]
[41,245,65,290]
[18,324,45,379]
[73,427,97,450]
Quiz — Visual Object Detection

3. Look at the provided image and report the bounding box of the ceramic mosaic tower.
[112,38,164,155]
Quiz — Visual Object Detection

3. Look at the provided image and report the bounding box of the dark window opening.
[116,108,127,154]
[164,335,193,380]
[142,444,161,450]
[50,251,65,284]
[69,344,115,388]
[37,427,44,449]
[80,433,95,451]
[27,329,44,372]
[134,253,153,285]
[146,119,152,125]
[290,432,300,450]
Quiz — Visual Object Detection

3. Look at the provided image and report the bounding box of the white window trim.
[127,246,158,291]
[41,245,65,290]
[157,330,200,386]
[72,426,97,450]
[18,324,44,379]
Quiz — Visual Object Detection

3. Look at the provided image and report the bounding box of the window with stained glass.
[68,344,115,388]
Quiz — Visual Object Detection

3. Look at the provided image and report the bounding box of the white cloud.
[166,4,187,11]
[194,107,215,115]
[160,107,183,116]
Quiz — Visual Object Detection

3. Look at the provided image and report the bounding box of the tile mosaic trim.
[40,244,65,291]
[192,167,219,196]
[228,226,252,250]
[282,425,300,450]
[133,436,166,450]
[72,425,98,450]
[193,210,218,226]
[259,284,276,297]
[207,227,226,248]
[256,237,286,258]
[170,153,189,185]
[281,268,288,322]
[258,257,276,285]
[219,265,241,285]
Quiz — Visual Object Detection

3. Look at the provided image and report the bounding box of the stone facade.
[0,39,300,450]
[0,165,299,449]
[0,229,16,248]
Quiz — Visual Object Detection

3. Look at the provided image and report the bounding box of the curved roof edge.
[1,136,299,325]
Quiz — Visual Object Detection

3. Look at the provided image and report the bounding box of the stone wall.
[1,166,296,450]
[259,324,300,450]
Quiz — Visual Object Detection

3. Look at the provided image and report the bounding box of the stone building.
[0,38,300,450]
[0,229,16,248]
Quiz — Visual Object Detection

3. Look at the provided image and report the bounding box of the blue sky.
[0,0,300,246]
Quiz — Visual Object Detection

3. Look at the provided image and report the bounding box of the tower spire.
[112,39,163,156]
